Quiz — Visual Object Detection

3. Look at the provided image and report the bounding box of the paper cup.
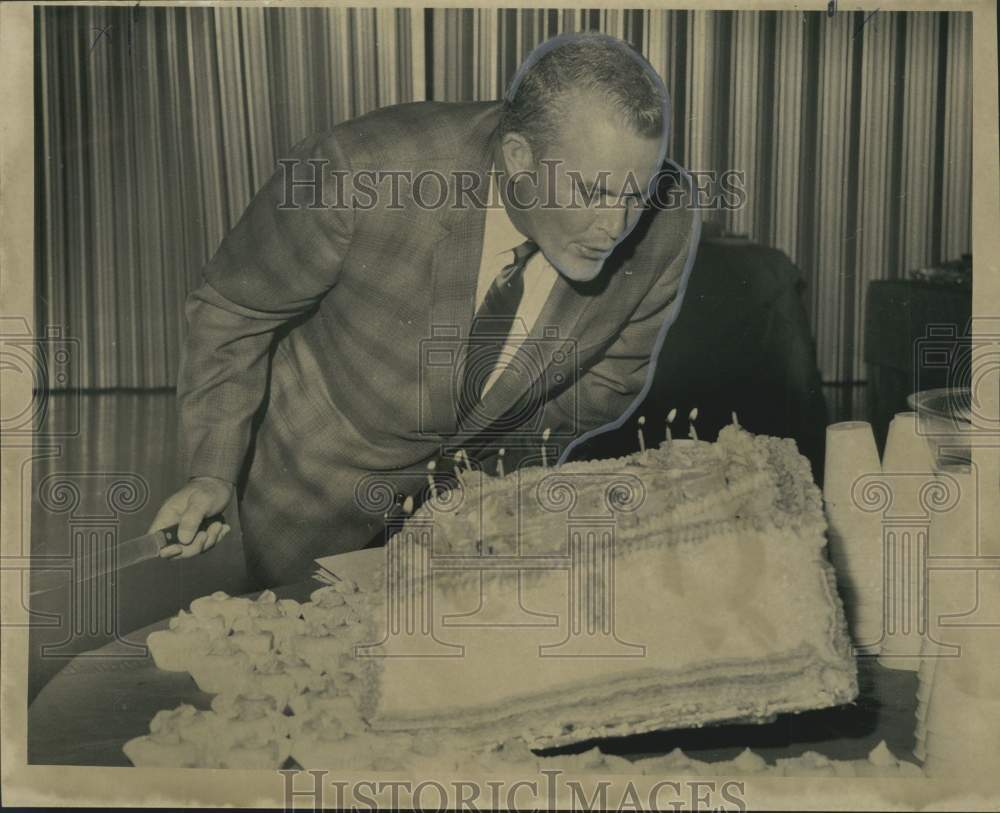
[914,637,938,759]
[927,571,979,641]
[878,528,930,671]
[829,542,883,568]
[878,653,923,671]
[837,584,883,607]
[824,421,881,507]
[826,514,883,561]
[837,589,883,616]
[923,725,1000,757]
[883,412,937,474]
[849,623,885,652]
[824,422,883,565]
[923,751,996,778]
[929,462,977,558]
[923,650,1000,754]
[933,628,1000,696]
[833,554,883,585]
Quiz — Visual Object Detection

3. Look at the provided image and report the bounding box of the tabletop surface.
[27,578,920,768]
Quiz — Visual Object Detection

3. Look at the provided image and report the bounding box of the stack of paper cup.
[823,421,884,652]
[921,627,1000,778]
[878,412,937,671]
[913,636,944,762]
[918,461,977,764]
[881,411,937,475]
[930,461,977,558]
[927,461,979,643]
[878,531,927,671]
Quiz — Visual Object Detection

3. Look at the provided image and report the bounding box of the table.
[28,578,920,768]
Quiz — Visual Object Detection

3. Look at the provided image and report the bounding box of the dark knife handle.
[160,513,227,546]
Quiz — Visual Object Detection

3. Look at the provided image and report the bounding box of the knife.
[29,513,226,598]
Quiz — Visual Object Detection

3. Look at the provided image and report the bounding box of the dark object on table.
[570,234,829,484]
[865,279,972,452]
[909,254,972,286]
[908,387,974,465]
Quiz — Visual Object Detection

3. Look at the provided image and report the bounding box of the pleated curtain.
[36,5,422,389]
[35,7,971,389]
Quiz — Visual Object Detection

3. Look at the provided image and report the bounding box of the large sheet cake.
[134,426,858,767]
[356,425,858,749]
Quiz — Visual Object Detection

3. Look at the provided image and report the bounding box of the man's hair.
[500,32,668,158]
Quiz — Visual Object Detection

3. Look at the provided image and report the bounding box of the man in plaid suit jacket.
[151,34,700,586]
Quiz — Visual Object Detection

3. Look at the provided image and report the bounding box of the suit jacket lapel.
[423,113,497,434]
[424,206,487,433]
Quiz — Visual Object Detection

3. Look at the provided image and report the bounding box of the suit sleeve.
[177,132,355,484]
[502,203,700,471]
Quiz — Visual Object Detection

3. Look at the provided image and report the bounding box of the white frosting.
[130,428,857,771]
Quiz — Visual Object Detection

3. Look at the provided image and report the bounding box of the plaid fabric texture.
[177,100,700,585]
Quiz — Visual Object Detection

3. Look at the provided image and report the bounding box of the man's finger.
[177,530,209,558]
[146,502,182,536]
[177,504,207,545]
[162,522,229,559]
[203,523,224,552]
[206,525,231,552]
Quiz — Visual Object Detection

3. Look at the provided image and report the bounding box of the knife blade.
[29,513,226,598]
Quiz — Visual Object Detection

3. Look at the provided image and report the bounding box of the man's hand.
[148,476,235,559]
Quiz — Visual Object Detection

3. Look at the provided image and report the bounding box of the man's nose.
[595,204,631,242]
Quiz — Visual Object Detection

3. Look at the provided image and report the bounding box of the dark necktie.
[457,239,538,424]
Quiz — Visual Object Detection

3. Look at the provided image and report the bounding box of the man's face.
[502,94,665,283]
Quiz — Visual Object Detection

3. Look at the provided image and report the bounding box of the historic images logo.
[280,769,749,812]
[276,158,745,214]
[0,317,79,439]
[1,317,150,656]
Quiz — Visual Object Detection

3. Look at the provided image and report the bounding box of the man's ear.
[500,131,535,175]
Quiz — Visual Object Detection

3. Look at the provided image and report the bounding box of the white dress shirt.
[474,173,559,395]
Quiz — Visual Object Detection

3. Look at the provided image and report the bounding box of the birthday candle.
[452,451,468,481]
[688,407,699,441]
[541,428,551,468]
[666,408,677,442]
[637,415,646,454]
[497,448,505,478]
[426,460,436,492]
[731,411,740,428]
